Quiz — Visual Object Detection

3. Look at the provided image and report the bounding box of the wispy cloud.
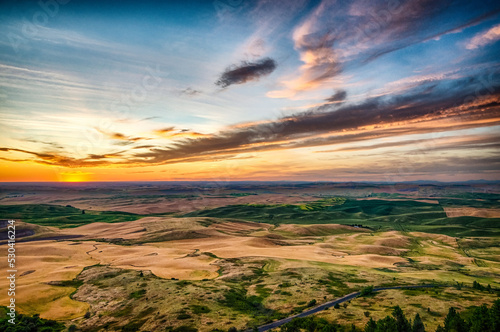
[1,0,499,181]
[153,127,211,139]
[268,0,500,99]
[96,129,148,145]
[2,74,499,168]
[268,1,341,99]
[466,23,500,49]
[317,134,500,153]
[0,147,101,167]
[178,87,202,96]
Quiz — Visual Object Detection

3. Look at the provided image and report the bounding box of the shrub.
[191,305,211,314]
[172,326,198,332]
[307,299,317,307]
[177,313,192,320]
[360,285,374,296]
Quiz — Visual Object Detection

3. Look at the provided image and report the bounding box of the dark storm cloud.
[215,57,277,88]
[325,90,347,103]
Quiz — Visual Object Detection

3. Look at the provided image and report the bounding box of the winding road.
[251,284,450,332]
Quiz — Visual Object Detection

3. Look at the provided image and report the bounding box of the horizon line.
[0,180,498,184]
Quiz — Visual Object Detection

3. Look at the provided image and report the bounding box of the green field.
[1,195,499,331]
[182,198,500,237]
[2,196,500,236]
[0,204,142,228]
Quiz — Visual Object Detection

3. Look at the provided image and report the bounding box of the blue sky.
[1,0,500,182]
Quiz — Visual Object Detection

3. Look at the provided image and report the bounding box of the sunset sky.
[1,0,500,182]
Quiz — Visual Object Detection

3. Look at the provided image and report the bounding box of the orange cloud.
[153,127,211,139]
[268,1,341,99]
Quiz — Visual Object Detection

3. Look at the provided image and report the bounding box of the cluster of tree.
[0,313,65,332]
[278,300,500,332]
[364,306,426,332]
[472,281,492,292]
[435,301,500,332]
[279,316,345,332]
[348,224,371,229]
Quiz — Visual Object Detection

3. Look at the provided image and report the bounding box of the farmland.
[0,182,499,331]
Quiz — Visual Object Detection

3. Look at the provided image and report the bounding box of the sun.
[59,171,92,182]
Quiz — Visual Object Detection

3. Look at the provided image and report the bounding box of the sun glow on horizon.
[59,171,92,183]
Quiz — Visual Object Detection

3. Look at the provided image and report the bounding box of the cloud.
[87,152,126,160]
[129,77,500,165]
[268,2,341,99]
[2,73,500,169]
[269,0,500,99]
[154,127,176,134]
[179,87,201,96]
[317,134,500,153]
[96,129,148,145]
[20,139,65,150]
[466,23,500,49]
[0,147,103,167]
[325,90,347,103]
[215,57,277,88]
[153,127,211,140]
[345,0,500,62]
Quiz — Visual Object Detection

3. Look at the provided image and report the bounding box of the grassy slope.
[0,204,141,228]
[1,198,499,331]
[70,257,499,332]
[183,198,500,237]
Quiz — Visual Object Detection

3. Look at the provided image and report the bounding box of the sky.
[0,0,500,182]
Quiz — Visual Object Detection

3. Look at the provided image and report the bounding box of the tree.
[0,312,65,332]
[392,306,411,332]
[280,318,300,332]
[375,316,398,332]
[472,280,484,291]
[361,286,374,297]
[491,299,500,332]
[444,307,467,332]
[435,325,445,332]
[469,304,492,332]
[412,313,425,332]
[365,318,377,332]
[320,324,337,332]
[307,299,317,307]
